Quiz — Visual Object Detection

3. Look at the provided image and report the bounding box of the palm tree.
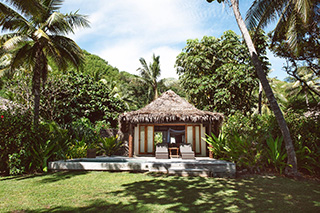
[206,0,299,176]
[137,53,161,101]
[246,0,318,51]
[284,66,320,109]
[254,78,288,115]
[0,0,89,125]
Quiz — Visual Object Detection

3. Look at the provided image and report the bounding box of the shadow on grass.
[25,199,150,213]
[17,174,320,212]
[110,175,319,212]
[0,171,88,183]
[0,173,46,181]
[39,171,89,183]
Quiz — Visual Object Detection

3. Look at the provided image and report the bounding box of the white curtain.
[166,128,185,143]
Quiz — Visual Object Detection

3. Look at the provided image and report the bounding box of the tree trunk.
[258,81,263,115]
[230,0,299,176]
[32,47,45,126]
[154,83,158,100]
[304,88,310,110]
[33,65,41,126]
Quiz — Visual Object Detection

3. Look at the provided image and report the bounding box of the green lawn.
[0,172,319,212]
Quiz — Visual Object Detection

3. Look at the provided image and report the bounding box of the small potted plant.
[86,143,97,158]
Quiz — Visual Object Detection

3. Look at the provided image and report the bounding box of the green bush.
[206,111,320,175]
[8,151,25,175]
[0,108,35,174]
[66,139,88,159]
[98,136,122,156]
[68,117,101,149]
[29,121,71,172]
[0,108,72,174]
[284,111,320,175]
[40,73,127,127]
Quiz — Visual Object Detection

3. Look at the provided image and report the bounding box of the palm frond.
[293,0,312,23]
[1,35,24,50]
[1,0,46,20]
[45,11,89,35]
[10,41,35,70]
[0,3,32,32]
[34,28,50,41]
[65,11,90,30]
[245,0,287,30]
[137,57,152,82]
[270,3,293,45]
[42,0,63,12]
[45,12,70,33]
[151,54,161,80]
[46,35,84,70]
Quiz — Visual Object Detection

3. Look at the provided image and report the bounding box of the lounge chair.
[155,143,169,159]
[180,144,195,159]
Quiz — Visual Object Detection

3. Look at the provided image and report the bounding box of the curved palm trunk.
[230,0,298,176]
[258,81,263,115]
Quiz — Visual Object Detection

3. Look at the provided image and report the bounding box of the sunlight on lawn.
[0,172,319,212]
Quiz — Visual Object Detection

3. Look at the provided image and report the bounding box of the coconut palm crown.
[0,0,90,125]
[245,0,318,50]
[137,53,161,101]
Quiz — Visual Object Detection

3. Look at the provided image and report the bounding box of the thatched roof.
[119,90,223,124]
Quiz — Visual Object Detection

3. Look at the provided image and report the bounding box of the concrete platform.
[48,156,236,178]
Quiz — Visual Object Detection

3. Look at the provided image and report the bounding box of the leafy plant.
[66,139,88,159]
[175,30,269,115]
[98,136,122,156]
[69,117,100,149]
[205,132,229,159]
[227,133,262,171]
[8,151,25,175]
[266,136,287,174]
[295,139,318,174]
[206,131,262,172]
[0,108,35,174]
[29,121,70,172]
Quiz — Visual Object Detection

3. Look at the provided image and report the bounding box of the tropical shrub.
[0,108,72,174]
[206,132,228,159]
[40,73,127,127]
[66,139,88,159]
[98,136,123,156]
[206,131,263,172]
[266,136,287,174]
[206,111,320,175]
[4,72,127,128]
[29,121,71,172]
[0,108,35,174]
[284,111,320,175]
[68,117,101,149]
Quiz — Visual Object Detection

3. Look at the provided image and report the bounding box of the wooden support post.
[128,123,133,158]
[208,122,214,159]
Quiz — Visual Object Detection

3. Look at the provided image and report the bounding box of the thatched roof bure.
[119,90,223,124]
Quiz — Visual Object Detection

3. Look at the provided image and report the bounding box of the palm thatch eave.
[119,90,223,125]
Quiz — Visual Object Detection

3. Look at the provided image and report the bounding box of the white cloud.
[61,0,288,80]
[62,0,222,79]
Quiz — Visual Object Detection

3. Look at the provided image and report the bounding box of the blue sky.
[61,0,288,80]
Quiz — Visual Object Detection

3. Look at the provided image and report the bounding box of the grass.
[0,171,320,212]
